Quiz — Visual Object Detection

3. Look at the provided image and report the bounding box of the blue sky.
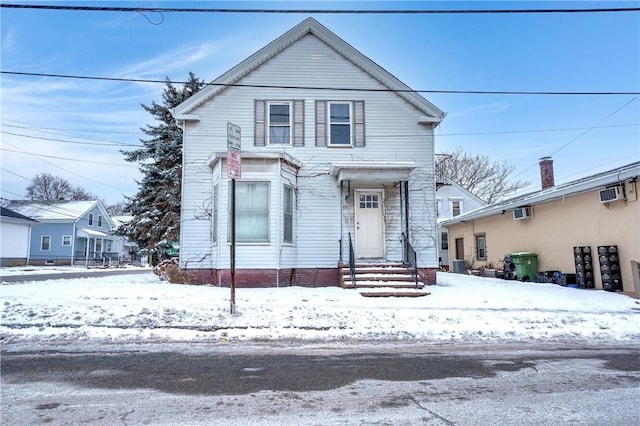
[1,1,639,206]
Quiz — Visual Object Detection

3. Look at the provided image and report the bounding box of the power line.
[2,71,638,96]
[1,121,141,136]
[1,131,141,147]
[1,147,137,167]
[2,4,638,14]
[1,167,31,181]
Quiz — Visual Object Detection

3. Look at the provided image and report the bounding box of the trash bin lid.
[511,252,538,257]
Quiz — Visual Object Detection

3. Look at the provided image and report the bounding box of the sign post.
[227,123,241,314]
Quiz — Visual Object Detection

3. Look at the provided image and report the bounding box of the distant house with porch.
[0,206,39,267]
[8,200,124,266]
[172,18,445,286]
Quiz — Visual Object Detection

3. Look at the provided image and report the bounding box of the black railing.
[402,232,419,288]
[348,232,356,288]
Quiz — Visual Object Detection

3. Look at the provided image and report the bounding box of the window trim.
[327,101,353,147]
[267,101,292,146]
[88,213,94,226]
[441,232,449,251]
[283,184,293,244]
[97,215,103,228]
[475,234,487,260]
[228,181,271,243]
[450,199,463,217]
[62,235,71,246]
[41,235,51,251]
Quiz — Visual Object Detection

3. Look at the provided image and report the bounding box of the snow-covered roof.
[111,215,133,228]
[441,161,640,225]
[8,200,113,226]
[173,17,445,123]
[0,206,39,224]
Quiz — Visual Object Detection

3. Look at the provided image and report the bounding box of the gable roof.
[173,17,445,123]
[437,177,487,206]
[8,200,114,227]
[0,206,39,224]
[441,161,640,225]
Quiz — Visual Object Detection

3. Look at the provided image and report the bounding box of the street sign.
[227,149,241,180]
[227,122,241,151]
[226,122,241,180]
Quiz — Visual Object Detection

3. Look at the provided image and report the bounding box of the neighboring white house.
[110,215,139,261]
[172,18,445,286]
[0,206,39,267]
[436,178,486,268]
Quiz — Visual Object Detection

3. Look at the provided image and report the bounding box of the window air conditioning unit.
[599,186,625,204]
[513,206,532,220]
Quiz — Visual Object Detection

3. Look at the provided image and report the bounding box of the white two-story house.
[173,18,445,287]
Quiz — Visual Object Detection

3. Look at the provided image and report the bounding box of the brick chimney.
[539,156,555,189]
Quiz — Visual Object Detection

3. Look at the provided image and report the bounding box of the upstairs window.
[441,232,449,251]
[88,213,94,226]
[268,102,292,145]
[328,102,352,146]
[98,215,103,228]
[451,199,463,217]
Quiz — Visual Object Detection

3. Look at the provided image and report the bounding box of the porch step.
[360,291,431,298]
[340,262,424,289]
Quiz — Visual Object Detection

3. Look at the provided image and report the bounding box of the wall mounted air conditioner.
[599,185,625,204]
[513,206,532,220]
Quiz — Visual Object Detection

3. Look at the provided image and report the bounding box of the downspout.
[339,180,344,264]
[71,221,76,266]
[26,223,33,266]
[276,159,282,287]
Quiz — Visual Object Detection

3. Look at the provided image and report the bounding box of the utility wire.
[2,71,638,96]
[1,4,638,14]
[1,131,141,147]
[1,167,31,181]
[1,147,137,167]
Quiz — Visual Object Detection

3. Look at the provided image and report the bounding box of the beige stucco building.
[441,160,639,296]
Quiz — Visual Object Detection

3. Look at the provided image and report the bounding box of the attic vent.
[599,186,625,204]
[513,206,532,220]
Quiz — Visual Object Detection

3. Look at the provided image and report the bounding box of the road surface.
[0,268,152,283]
[2,342,639,425]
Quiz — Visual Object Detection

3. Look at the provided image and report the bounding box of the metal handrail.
[348,232,356,288]
[402,232,419,288]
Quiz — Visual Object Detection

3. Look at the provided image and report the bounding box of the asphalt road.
[0,268,152,283]
[2,343,639,425]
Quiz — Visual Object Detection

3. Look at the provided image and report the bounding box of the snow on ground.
[1,271,639,345]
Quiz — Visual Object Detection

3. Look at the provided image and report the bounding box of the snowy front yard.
[1,271,639,344]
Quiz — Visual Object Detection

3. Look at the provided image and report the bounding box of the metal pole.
[230,178,236,314]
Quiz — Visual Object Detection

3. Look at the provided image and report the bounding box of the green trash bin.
[510,252,538,282]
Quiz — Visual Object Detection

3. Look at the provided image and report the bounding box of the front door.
[355,190,384,258]
[455,237,464,260]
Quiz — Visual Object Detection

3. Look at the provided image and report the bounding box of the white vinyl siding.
[179,34,438,270]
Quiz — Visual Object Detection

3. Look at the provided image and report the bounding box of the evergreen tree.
[121,73,204,250]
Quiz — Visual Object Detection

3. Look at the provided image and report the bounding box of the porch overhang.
[77,228,108,238]
[331,161,417,183]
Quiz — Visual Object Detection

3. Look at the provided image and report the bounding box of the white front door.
[355,190,384,258]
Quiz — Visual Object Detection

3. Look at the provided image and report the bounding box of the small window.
[476,234,487,260]
[452,200,462,217]
[41,235,51,251]
[328,102,352,146]
[283,185,293,243]
[268,102,291,145]
[359,194,379,209]
[441,232,449,251]
[88,213,94,226]
[212,184,219,243]
[62,235,71,246]
[98,215,103,228]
